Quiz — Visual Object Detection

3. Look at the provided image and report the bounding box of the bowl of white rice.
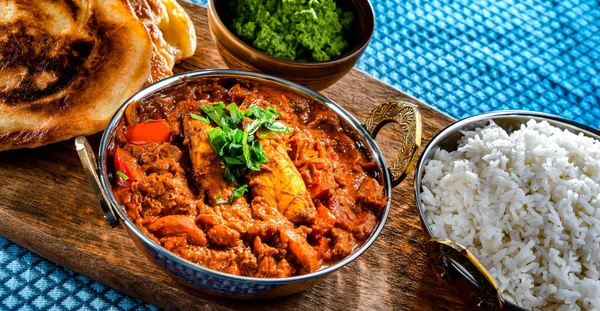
[414,111,600,311]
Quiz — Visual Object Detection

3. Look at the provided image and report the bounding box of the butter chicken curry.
[110,78,388,277]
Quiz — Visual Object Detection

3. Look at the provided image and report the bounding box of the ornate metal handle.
[427,239,506,310]
[361,102,422,187]
[75,136,120,227]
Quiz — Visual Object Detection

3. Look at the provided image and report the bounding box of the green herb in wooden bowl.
[230,0,354,62]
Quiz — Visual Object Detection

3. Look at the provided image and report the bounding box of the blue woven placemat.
[2,0,599,310]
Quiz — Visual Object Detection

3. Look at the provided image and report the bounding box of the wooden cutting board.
[0,2,466,310]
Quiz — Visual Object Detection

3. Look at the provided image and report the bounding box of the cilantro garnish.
[116,171,129,181]
[190,113,210,124]
[189,102,292,203]
[216,184,248,205]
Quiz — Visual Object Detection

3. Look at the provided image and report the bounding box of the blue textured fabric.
[2,0,599,310]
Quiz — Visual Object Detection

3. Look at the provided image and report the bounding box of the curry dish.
[111,78,388,277]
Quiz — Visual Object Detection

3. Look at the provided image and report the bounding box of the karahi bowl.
[76,69,422,299]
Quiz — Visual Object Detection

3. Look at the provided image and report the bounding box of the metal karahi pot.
[76,69,422,298]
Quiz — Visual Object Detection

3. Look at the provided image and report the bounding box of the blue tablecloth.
[2,0,599,309]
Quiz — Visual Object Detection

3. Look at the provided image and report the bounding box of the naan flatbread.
[0,0,196,150]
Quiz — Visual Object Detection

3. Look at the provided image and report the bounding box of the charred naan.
[0,0,196,151]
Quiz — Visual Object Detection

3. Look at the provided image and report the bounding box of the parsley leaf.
[207,127,227,156]
[265,121,293,133]
[199,102,293,204]
[227,103,245,124]
[200,102,236,128]
[116,171,129,181]
[216,184,248,204]
[190,113,210,124]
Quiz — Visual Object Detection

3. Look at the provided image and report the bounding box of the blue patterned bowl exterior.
[96,70,393,299]
[123,225,321,298]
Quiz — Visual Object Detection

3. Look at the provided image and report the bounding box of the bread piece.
[0,0,196,150]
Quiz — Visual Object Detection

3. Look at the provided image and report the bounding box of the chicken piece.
[356,177,388,213]
[237,245,259,276]
[252,236,281,277]
[247,218,286,241]
[330,228,354,260]
[280,227,319,273]
[227,84,252,103]
[255,254,278,278]
[247,138,316,223]
[299,159,338,199]
[288,129,339,199]
[183,117,247,205]
[207,224,241,247]
[123,172,197,218]
[307,110,342,131]
[311,204,336,239]
[148,215,207,246]
[178,245,233,269]
[313,235,333,262]
[274,259,295,277]
[351,212,378,241]
[178,244,257,276]
[127,142,184,176]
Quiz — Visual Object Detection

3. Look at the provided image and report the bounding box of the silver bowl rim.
[413,110,600,309]
[97,69,393,284]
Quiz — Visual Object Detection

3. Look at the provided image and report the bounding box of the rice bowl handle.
[361,102,422,187]
[426,239,521,311]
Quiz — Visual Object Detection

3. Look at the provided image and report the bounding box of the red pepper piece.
[125,119,171,145]
[114,148,144,187]
[311,204,337,239]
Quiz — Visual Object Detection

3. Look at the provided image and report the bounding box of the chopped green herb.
[116,171,129,181]
[265,121,293,133]
[230,0,354,62]
[227,103,245,124]
[198,102,293,203]
[216,184,249,205]
[190,113,210,124]
[200,102,236,129]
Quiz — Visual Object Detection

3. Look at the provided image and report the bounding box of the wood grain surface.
[0,2,466,310]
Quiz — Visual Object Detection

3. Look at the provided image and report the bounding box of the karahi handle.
[75,136,120,227]
[361,102,422,187]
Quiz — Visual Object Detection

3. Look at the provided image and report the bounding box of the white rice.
[421,119,600,310]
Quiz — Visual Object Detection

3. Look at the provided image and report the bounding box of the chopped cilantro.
[190,113,210,124]
[230,0,354,61]
[193,102,293,204]
[216,184,249,205]
[116,171,129,181]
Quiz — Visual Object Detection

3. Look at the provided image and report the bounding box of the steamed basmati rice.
[421,120,600,310]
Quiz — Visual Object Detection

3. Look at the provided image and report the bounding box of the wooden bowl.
[207,0,374,91]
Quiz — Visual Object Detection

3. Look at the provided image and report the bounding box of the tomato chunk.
[114,148,145,187]
[125,119,171,145]
[311,204,336,239]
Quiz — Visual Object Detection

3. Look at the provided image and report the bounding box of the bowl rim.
[412,110,600,309]
[98,69,393,284]
[207,0,375,67]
